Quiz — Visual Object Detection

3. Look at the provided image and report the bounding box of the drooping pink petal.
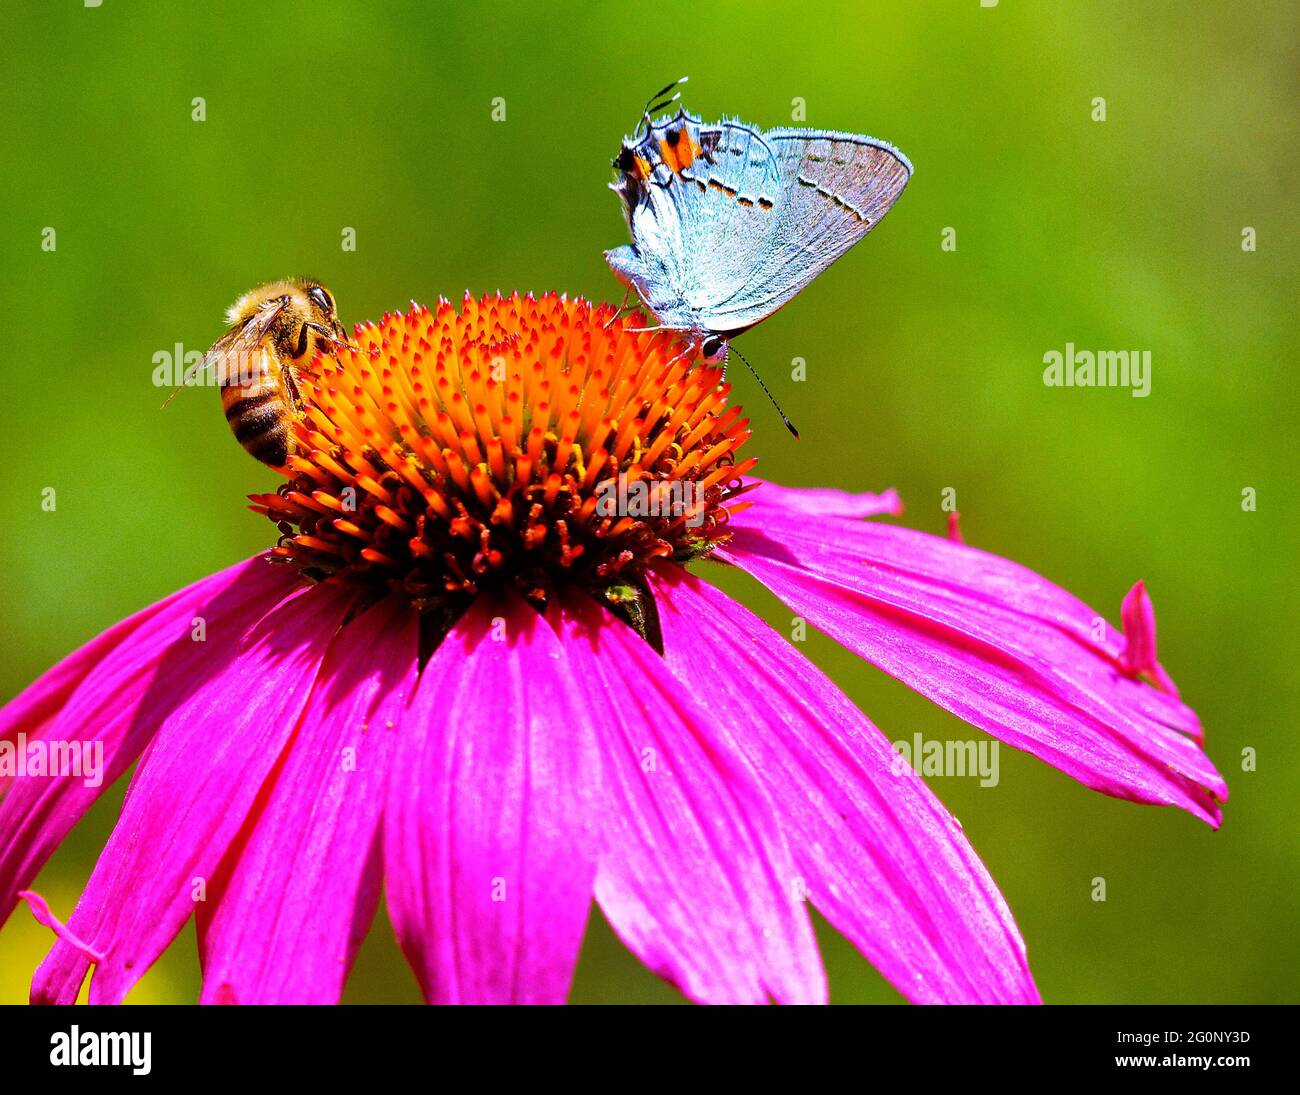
[736,484,1130,661]
[722,486,1226,825]
[555,593,827,1005]
[1,620,132,756]
[647,563,1039,1004]
[30,580,353,1005]
[0,555,299,926]
[733,485,1202,741]
[196,595,419,1004]
[0,557,283,757]
[383,594,602,1004]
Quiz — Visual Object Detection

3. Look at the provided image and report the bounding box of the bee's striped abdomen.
[222,384,291,468]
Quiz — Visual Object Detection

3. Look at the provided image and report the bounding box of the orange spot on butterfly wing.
[666,125,700,173]
[658,136,680,174]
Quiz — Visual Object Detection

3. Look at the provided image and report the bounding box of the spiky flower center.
[250,293,755,635]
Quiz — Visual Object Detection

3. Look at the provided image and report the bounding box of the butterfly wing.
[649,118,787,327]
[609,113,911,337]
[608,114,787,333]
[606,179,694,329]
[695,128,912,334]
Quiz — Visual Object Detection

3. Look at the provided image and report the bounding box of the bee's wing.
[160,297,289,409]
[221,295,290,360]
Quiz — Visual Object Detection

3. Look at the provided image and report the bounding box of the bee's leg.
[282,364,304,413]
[305,321,365,355]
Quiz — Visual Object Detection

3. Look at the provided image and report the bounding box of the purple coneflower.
[1,294,1226,1004]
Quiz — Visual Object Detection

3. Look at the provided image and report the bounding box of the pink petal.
[733,486,1207,742]
[0,555,299,926]
[383,595,601,1004]
[197,596,419,1004]
[736,489,1203,744]
[0,557,281,755]
[735,488,1126,657]
[647,563,1039,1004]
[30,580,353,1004]
[555,594,827,1004]
[734,478,904,521]
[722,492,1226,825]
[18,891,103,963]
[1120,580,1179,696]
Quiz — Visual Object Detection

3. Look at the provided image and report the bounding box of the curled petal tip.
[1120,580,1179,697]
[946,511,965,543]
[19,890,105,964]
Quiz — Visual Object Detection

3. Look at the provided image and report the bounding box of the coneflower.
[0,293,1226,1004]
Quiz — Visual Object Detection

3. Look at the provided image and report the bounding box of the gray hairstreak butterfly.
[605,78,912,435]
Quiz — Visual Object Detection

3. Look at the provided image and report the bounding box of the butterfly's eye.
[700,335,727,363]
[308,286,333,313]
[613,146,636,172]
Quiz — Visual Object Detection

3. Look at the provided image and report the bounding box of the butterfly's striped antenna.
[729,343,799,439]
[637,76,688,137]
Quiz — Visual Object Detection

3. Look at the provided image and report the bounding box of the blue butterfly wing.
[695,128,912,333]
[609,115,911,337]
[646,119,788,329]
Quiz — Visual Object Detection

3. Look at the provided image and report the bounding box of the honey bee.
[169,279,351,468]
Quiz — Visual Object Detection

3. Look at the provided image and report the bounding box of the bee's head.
[301,281,335,320]
[299,280,346,340]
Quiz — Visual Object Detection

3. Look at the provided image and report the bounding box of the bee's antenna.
[637,76,688,136]
[728,343,799,439]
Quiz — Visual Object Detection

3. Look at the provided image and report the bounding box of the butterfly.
[606,78,913,417]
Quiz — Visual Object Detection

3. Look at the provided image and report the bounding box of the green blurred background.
[0,0,1295,1003]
